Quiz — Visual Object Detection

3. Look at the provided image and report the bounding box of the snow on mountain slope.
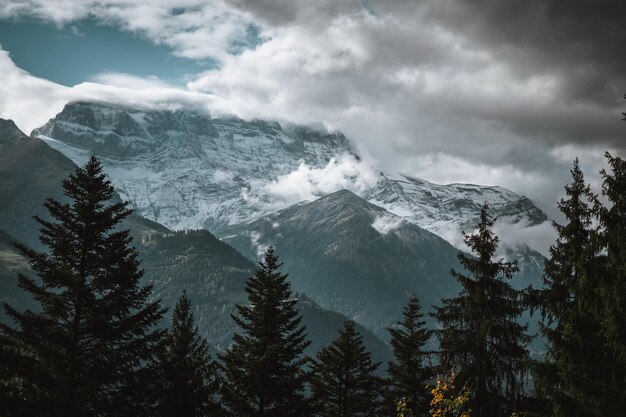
[365,172,548,247]
[33,102,356,232]
[32,101,550,254]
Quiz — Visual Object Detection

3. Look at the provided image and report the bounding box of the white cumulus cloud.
[261,154,378,207]
[0,0,254,61]
[0,49,215,134]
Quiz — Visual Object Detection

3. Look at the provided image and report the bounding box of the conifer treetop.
[220,247,311,417]
[1,154,165,417]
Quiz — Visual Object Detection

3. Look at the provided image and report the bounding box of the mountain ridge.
[31,101,549,257]
[220,188,463,339]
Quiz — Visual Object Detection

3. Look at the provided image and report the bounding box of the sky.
[0,0,625,222]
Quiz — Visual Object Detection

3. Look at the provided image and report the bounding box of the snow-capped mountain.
[33,102,355,232]
[367,173,547,245]
[32,101,549,253]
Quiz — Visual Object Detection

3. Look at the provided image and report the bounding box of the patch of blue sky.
[0,17,255,86]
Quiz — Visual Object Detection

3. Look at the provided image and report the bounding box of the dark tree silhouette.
[0,155,165,417]
[158,292,223,417]
[531,158,607,417]
[433,205,530,417]
[386,296,434,417]
[310,320,383,417]
[220,248,311,417]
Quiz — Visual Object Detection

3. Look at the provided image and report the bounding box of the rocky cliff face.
[33,102,355,232]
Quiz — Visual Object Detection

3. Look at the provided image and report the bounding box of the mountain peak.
[286,189,385,225]
[0,118,28,143]
[33,101,548,254]
[220,187,462,341]
[324,188,358,197]
[0,118,18,129]
[318,189,364,204]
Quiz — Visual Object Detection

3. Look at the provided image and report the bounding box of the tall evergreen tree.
[0,155,165,417]
[158,292,223,417]
[219,247,311,417]
[386,296,434,417]
[531,158,608,416]
[593,152,626,413]
[433,204,530,417]
[310,320,383,417]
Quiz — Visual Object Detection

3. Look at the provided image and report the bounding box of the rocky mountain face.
[0,117,169,250]
[33,102,354,232]
[32,102,550,256]
[366,173,547,242]
[220,189,463,339]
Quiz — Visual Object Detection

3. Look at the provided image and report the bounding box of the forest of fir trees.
[2,146,626,417]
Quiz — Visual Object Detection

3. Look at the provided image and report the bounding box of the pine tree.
[219,247,311,417]
[593,152,626,413]
[433,204,530,417]
[310,320,383,417]
[0,155,165,417]
[386,296,434,417]
[531,158,608,416]
[158,292,223,417]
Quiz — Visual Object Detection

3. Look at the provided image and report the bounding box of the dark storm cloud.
[425,0,626,107]
[220,0,626,154]
[450,91,625,146]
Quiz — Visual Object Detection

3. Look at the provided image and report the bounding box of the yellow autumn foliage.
[428,372,471,417]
